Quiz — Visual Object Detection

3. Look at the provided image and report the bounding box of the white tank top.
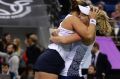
[48,14,74,60]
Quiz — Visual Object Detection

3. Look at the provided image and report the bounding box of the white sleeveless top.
[48,14,74,60]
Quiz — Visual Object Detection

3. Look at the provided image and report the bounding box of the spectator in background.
[84,65,96,79]
[0,33,13,74]
[0,38,4,52]
[1,63,15,79]
[91,42,111,79]
[24,33,44,68]
[97,1,105,10]
[0,33,13,52]
[13,38,26,75]
[13,38,24,57]
[0,43,20,79]
[111,2,120,20]
[111,2,120,43]
[6,44,19,79]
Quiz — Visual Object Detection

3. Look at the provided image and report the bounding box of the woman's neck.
[70,11,79,17]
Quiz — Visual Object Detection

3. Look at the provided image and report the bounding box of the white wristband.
[90,19,96,25]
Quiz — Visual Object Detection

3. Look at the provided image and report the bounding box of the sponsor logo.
[0,0,33,19]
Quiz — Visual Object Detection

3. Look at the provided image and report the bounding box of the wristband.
[90,19,96,25]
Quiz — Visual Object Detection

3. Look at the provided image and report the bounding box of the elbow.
[82,34,95,45]
[84,34,93,40]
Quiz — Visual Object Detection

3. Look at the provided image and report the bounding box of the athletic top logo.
[0,0,33,19]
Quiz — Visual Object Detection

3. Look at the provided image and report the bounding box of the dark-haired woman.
[34,0,100,79]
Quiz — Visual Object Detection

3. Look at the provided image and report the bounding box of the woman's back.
[48,14,75,60]
[60,14,73,31]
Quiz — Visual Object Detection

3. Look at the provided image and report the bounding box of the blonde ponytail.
[96,10,112,36]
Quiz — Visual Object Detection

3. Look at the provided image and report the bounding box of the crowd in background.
[0,33,45,79]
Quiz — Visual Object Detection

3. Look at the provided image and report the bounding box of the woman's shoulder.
[64,14,81,23]
[66,14,78,19]
[70,16,82,25]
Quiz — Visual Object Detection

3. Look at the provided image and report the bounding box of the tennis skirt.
[34,49,65,75]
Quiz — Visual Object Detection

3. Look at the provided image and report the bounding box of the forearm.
[0,51,8,57]
[75,23,96,45]
[83,7,98,41]
[87,18,96,38]
[59,34,81,44]
[84,23,96,44]
[50,33,81,44]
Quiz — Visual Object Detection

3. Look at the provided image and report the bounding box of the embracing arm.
[50,33,81,44]
[49,22,95,45]
[73,18,96,41]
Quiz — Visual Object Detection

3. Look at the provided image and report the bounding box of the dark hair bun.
[70,0,88,12]
[71,0,79,11]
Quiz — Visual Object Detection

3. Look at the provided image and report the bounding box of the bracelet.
[90,19,96,25]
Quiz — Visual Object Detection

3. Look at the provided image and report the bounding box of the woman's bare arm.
[71,8,99,45]
[50,33,81,44]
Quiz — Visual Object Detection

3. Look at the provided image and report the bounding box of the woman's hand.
[50,28,59,36]
[89,6,100,19]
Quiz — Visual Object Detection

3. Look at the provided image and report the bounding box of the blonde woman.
[13,38,23,57]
